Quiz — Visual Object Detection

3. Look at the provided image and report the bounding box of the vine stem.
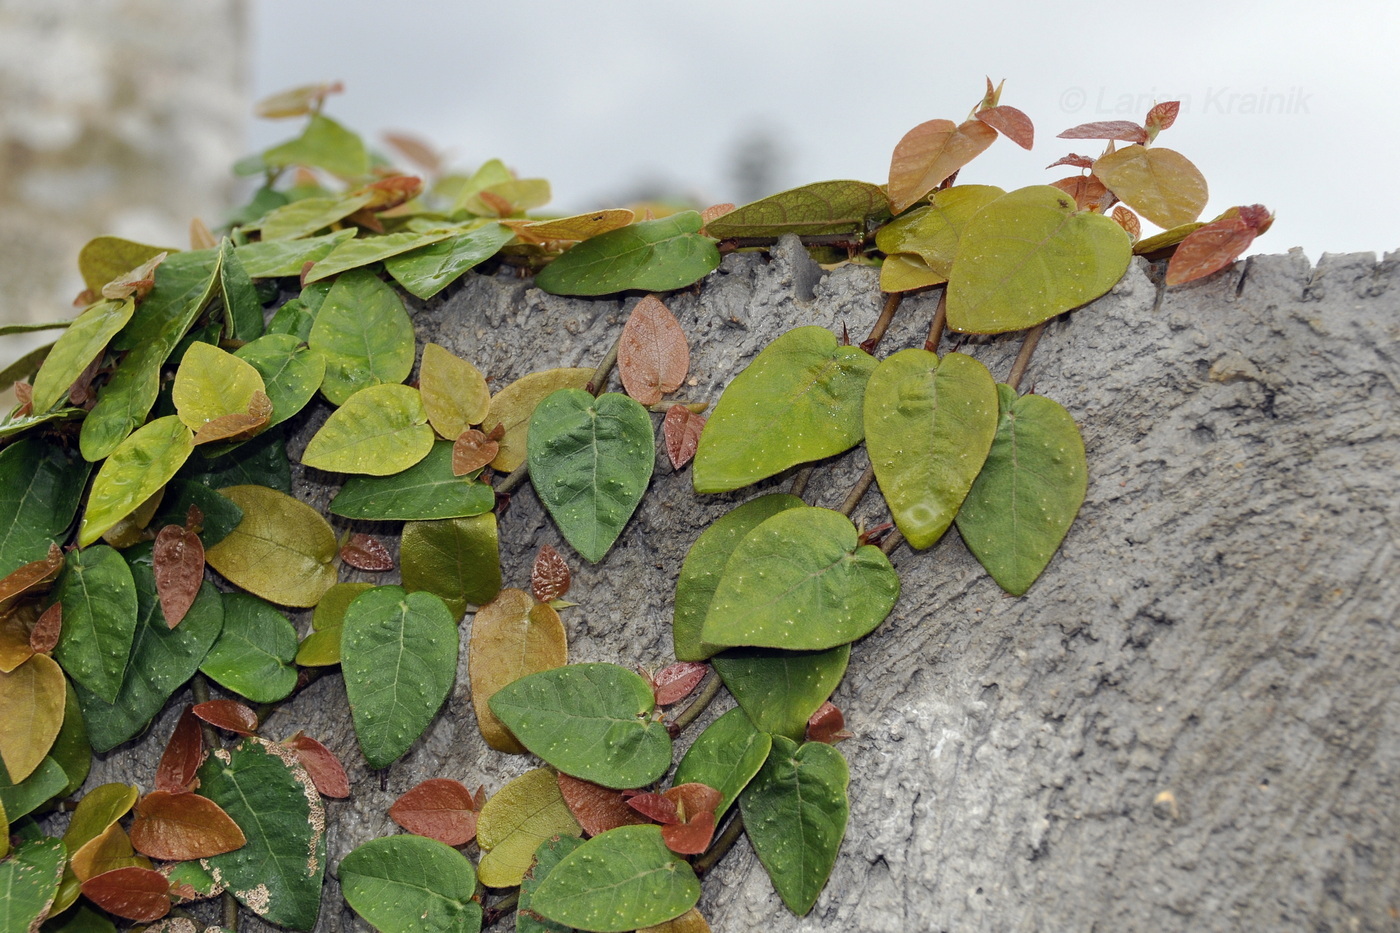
[669,673,723,736]
[924,288,948,352]
[717,232,867,253]
[879,527,905,556]
[482,890,520,928]
[694,812,745,876]
[860,292,903,353]
[1006,321,1046,392]
[788,465,814,501]
[222,890,240,930]
[838,465,876,518]
[190,673,220,751]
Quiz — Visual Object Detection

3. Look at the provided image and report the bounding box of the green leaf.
[518,835,585,933]
[0,320,69,337]
[48,680,90,798]
[488,663,671,789]
[232,333,326,432]
[182,430,292,494]
[692,327,875,494]
[0,836,65,932]
[874,184,1005,278]
[340,834,482,933]
[79,416,193,547]
[385,223,515,299]
[199,593,298,703]
[218,238,264,340]
[704,180,889,239]
[954,385,1087,595]
[203,485,337,608]
[172,341,266,432]
[672,707,772,818]
[262,113,368,179]
[255,193,374,242]
[527,390,654,563]
[30,299,135,414]
[80,249,220,462]
[400,514,502,618]
[152,481,243,547]
[535,212,719,296]
[303,230,458,283]
[295,582,373,667]
[329,442,494,520]
[672,494,805,661]
[485,368,594,472]
[530,825,700,933]
[0,757,67,820]
[341,587,458,769]
[308,268,415,405]
[302,383,434,475]
[75,560,223,753]
[476,767,581,888]
[50,546,137,704]
[738,736,849,915]
[46,904,120,933]
[234,228,357,278]
[198,736,327,930]
[0,437,91,575]
[1093,145,1208,229]
[78,235,170,292]
[864,349,999,549]
[0,407,83,442]
[701,507,898,651]
[711,645,849,742]
[945,185,1131,335]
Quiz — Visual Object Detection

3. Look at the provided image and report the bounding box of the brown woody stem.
[1007,322,1046,392]
[586,335,621,396]
[924,288,948,352]
[670,673,723,735]
[861,292,903,353]
[695,812,746,876]
[839,465,876,518]
[879,527,905,556]
[789,465,814,501]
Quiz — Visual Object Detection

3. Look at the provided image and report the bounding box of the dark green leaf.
[0,836,65,931]
[199,593,297,703]
[530,825,700,933]
[400,514,502,618]
[0,756,67,820]
[693,327,875,494]
[535,212,719,296]
[341,587,459,769]
[527,390,654,563]
[235,229,357,279]
[0,437,91,576]
[385,223,515,299]
[738,736,849,915]
[329,442,495,520]
[518,835,585,933]
[712,645,849,742]
[151,481,243,547]
[198,737,327,930]
[182,429,292,494]
[49,680,90,798]
[340,835,482,933]
[489,663,671,789]
[218,239,264,340]
[308,269,415,405]
[50,546,137,704]
[704,180,889,239]
[672,707,772,818]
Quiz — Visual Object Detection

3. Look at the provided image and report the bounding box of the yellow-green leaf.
[172,342,266,432]
[308,269,416,406]
[204,485,338,607]
[302,384,434,475]
[483,368,594,472]
[476,767,581,888]
[1093,145,1208,230]
[30,299,135,414]
[80,416,194,547]
[256,193,374,242]
[420,343,490,439]
[875,184,1005,279]
[703,180,889,239]
[0,653,65,783]
[78,237,171,293]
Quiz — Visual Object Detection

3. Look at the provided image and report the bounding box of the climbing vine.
[0,79,1271,933]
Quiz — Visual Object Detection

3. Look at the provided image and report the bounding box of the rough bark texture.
[80,240,1399,931]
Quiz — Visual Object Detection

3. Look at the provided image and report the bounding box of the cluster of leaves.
[0,79,1270,933]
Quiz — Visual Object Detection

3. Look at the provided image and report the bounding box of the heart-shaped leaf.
[517,834,586,933]
[232,334,327,432]
[51,545,137,703]
[1093,145,1208,229]
[489,663,672,789]
[30,298,135,414]
[341,587,458,769]
[129,790,246,860]
[483,368,593,472]
[864,349,999,549]
[711,645,849,742]
[308,269,415,405]
[945,185,1131,334]
[530,825,700,933]
[262,112,367,178]
[302,383,434,475]
[703,180,888,239]
[198,736,327,930]
[389,778,485,846]
[535,211,719,296]
[693,327,875,494]
[955,385,1087,595]
[738,736,849,915]
[528,390,654,563]
[80,416,194,546]
[419,342,491,439]
[476,767,581,888]
[400,514,502,618]
[887,118,998,213]
[701,507,899,651]
[672,707,772,818]
[469,588,567,753]
[874,185,1005,279]
[330,441,494,520]
[340,834,482,933]
[198,592,298,703]
[662,404,704,471]
[204,485,337,608]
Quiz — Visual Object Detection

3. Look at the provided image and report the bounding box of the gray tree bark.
[82,240,1400,932]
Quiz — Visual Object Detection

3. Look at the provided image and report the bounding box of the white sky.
[250,0,1400,262]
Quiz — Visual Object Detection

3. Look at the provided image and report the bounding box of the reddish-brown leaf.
[1145,101,1180,135]
[101,252,168,301]
[452,428,498,476]
[887,118,998,213]
[29,602,61,654]
[699,203,736,228]
[11,381,33,418]
[0,544,63,611]
[382,131,444,176]
[192,700,258,735]
[1165,209,1267,286]
[1049,175,1112,212]
[340,533,394,572]
[805,701,853,744]
[530,545,571,603]
[286,731,351,798]
[618,295,689,407]
[81,866,172,922]
[557,772,649,836]
[1111,206,1142,242]
[192,390,272,445]
[625,791,679,825]
[975,105,1034,150]
[661,810,716,856]
[190,217,218,251]
[1057,120,1148,144]
[650,662,708,706]
[183,503,205,534]
[662,405,705,471]
[255,81,344,119]
[155,706,204,794]
[352,175,424,212]
[130,790,247,861]
[68,355,103,409]
[389,778,483,846]
[1045,153,1095,171]
[153,524,204,628]
[478,190,514,217]
[1237,204,1274,235]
